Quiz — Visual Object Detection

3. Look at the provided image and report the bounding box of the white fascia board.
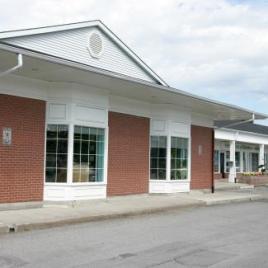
[215,128,268,145]
[0,20,167,86]
[0,43,267,121]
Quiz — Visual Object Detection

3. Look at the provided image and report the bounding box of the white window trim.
[149,134,190,182]
[44,123,108,186]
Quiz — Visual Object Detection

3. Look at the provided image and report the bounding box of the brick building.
[0,21,266,203]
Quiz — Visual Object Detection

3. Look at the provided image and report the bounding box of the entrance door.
[220,153,225,178]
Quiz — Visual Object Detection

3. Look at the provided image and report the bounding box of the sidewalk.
[0,186,265,235]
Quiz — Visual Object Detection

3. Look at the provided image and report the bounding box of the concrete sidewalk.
[0,187,265,235]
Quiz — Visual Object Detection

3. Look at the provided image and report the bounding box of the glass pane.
[74,126,81,140]
[159,158,166,169]
[82,127,90,140]
[151,136,158,147]
[96,169,103,182]
[73,169,80,183]
[97,129,104,142]
[81,141,89,154]
[80,168,89,182]
[46,154,56,168]
[171,148,177,158]
[46,140,57,153]
[158,169,166,180]
[180,170,188,180]
[81,155,88,166]
[151,148,158,158]
[47,125,57,139]
[58,140,68,154]
[88,169,96,182]
[46,168,56,183]
[151,158,158,169]
[74,140,81,154]
[90,128,97,141]
[97,155,104,169]
[96,142,104,155]
[57,154,67,168]
[89,141,96,154]
[56,168,67,183]
[73,154,80,167]
[150,169,157,179]
[159,137,167,147]
[58,125,68,139]
[89,155,96,168]
[159,148,166,158]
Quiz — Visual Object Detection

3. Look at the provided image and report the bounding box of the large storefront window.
[73,126,105,182]
[170,137,188,180]
[214,150,219,172]
[46,125,68,183]
[150,136,167,180]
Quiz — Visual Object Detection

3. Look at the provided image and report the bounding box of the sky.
[1,0,268,124]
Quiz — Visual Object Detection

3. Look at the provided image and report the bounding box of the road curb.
[205,195,264,206]
[3,202,205,234]
[1,195,267,235]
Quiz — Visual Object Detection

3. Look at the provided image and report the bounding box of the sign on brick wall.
[2,127,12,145]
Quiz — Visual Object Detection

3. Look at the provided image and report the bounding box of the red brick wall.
[0,94,45,203]
[107,112,150,196]
[191,125,214,190]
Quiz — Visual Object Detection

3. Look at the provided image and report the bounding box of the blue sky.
[0,0,268,124]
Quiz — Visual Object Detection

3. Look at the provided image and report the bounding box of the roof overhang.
[0,44,267,121]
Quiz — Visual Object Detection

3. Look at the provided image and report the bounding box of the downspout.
[0,54,23,77]
[211,129,215,193]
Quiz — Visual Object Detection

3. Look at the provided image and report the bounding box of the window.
[225,151,230,172]
[235,152,241,172]
[243,152,247,172]
[150,136,167,180]
[46,125,68,183]
[214,150,219,172]
[170,137,188,180]
[251,153,259,172]
[265,153,268,169]
[73,126,104,182]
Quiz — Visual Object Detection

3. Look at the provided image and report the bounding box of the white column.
[259,144,265,171]
[228,140,236,183]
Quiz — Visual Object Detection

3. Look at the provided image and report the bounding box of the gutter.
[0,53,23,77]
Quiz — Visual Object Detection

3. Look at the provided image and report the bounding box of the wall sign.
[2,128,12,145]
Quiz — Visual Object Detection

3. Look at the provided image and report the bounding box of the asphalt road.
[1,201,268,268]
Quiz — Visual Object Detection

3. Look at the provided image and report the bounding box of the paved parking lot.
[1,200,268,267]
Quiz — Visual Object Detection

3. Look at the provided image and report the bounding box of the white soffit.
[0,46,267,121]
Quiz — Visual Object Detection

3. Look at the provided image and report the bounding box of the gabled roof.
[0,20,168,86]
[215,121,268,136]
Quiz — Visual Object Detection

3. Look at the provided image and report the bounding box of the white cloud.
[0,0,268,121]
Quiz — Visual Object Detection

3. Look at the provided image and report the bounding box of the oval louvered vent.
[88,32,103,58]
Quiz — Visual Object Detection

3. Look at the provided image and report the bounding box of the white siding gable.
[2,26,157,83]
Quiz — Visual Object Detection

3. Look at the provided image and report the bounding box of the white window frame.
[45,123,108,186]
